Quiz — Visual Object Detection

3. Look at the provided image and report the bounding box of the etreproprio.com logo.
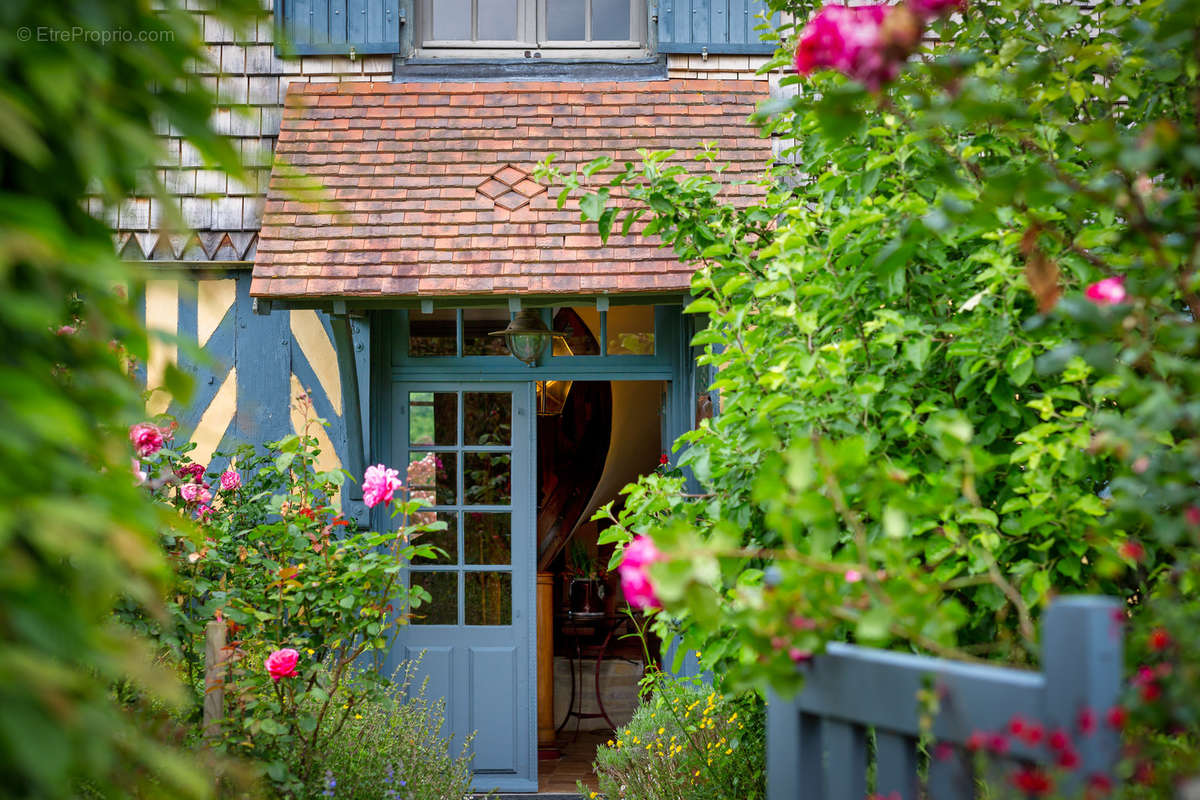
[17,26,176,44]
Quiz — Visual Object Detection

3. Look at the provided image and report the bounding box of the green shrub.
[121,403,444,795]
[590,672,765,800]
[302,661,476,800]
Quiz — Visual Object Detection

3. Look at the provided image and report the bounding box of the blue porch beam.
[330,301,367,499]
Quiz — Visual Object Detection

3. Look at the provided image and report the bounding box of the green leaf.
[579,189,609,221]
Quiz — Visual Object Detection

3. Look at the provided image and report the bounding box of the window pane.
[411,571,458,625]
[466,571,512,625]
[552,307,600,355]
[463,308,512,356]
[412,512,458,565]
[464,392,512,446]
[478,0,519,40]
[546,0,586,40]
[409,309,457,357]
[408,451,457,506]
[591,0,630,40]
[465,512,511,565]
[607,305,655,355]
[464,452,511,505]
[432,0,472,39]
[409,391,456,446]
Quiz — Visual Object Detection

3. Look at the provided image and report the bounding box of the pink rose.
[618,535,664,610]
[908,0,964,20]
[1085,276,1126,306]
[220,470,242,491]
[794,4,900,90]
[129,422,165,458]
[845,569,864,583]
[362,463,403,508]
[266,648,300,682]
[178,463,205,483]
[179,483,212,505]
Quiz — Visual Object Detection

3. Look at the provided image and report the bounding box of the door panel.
[390,382,536,792]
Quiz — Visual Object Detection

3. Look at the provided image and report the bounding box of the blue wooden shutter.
[277,0,402,55]
[657,0,778,54]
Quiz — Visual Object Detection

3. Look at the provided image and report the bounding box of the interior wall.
[575,380,663,535]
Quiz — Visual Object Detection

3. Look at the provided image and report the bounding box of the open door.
[389,382,537,792]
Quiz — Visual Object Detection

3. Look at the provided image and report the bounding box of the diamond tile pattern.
[251,80,770,300]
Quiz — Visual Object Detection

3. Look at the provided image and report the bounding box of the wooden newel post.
[1042,596,1124,792]
[203,620,228,739]
[537,572,559,759]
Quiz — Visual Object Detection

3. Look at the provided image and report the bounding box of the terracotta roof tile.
[251,80,770,300]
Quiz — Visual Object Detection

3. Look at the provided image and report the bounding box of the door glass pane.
[478,0,519,40]
[409,309,457,356]
[546,0,586,40]
[466,571,512,625]
[552,307,600,355]
[410,392,457,446]
[408,451,457,506]
[607,305,656,355]
[464,512,511,565]
[464,452,511,505]
[463,308,512,356]
[412,512,458,565]
[431,0,472,39]
[591,0,630,40]
[464,392,512,446]
[411,571,458,625]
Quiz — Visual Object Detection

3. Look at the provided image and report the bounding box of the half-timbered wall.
[139,269,370,517]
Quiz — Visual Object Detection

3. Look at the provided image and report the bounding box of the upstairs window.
[419,0,646,53]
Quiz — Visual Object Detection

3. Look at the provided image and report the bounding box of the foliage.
[589,671,765,800]
[125,404,443,796]
[0,1,262,797]
[541,0,1200,699]
[299,660,477,800]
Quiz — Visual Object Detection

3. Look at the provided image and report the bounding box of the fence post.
[1041,596,1124,790]
[203,620,228,739]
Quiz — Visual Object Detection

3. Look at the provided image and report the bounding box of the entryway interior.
[533,310,667,794]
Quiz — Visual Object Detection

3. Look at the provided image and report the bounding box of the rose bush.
[121,399,445,796]
[543,0,1200,787]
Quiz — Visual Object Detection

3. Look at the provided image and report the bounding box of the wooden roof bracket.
[329,300,367,500]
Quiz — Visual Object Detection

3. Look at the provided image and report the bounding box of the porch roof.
[249,79,771,301]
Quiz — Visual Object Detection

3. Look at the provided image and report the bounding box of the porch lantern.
[490,309,561,366]
[536,337,574,416]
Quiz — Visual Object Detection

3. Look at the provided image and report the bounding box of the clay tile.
[494,192,530,212]
[494,165,527,186]
[477,179,509,200]
[513,179,544,198]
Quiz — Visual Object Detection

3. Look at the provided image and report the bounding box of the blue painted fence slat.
[766,597,1124,800]
[926,749,974,800]
[657,0,777,54]
[874,731,918,800]
[278,0,400,55]
[822,719,867,800]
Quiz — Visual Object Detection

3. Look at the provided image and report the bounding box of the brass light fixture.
[536,337,574,416]
[491,310,574,416]
[490,309,560,366]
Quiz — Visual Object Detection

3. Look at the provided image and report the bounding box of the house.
[112,1,777,791]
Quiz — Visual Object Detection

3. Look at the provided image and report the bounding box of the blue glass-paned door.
[388,382,537,792]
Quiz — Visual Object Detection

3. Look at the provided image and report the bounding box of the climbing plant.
[541,0,1200,704]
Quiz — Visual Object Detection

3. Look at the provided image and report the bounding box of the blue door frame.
[368,303,698,788]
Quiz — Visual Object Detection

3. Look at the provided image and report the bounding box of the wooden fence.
[767,597,1124,799]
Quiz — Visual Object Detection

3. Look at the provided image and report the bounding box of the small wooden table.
[555,612,636,738]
